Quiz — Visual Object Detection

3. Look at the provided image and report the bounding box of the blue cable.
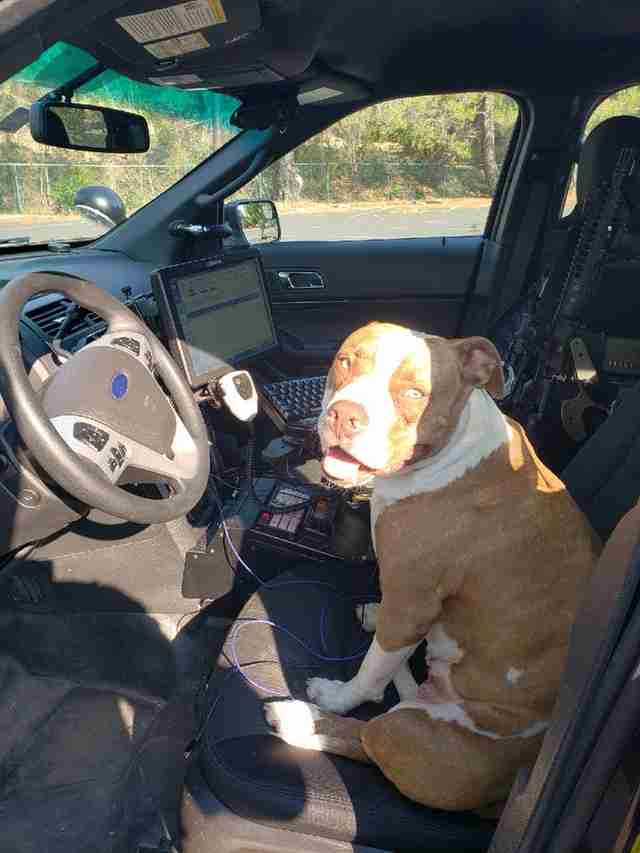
[207,477,382,694]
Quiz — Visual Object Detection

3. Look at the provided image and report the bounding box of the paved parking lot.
[0,204,489,246]
[280,205,489,240]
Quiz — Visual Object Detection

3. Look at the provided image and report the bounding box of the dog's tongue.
[322,447,361,482]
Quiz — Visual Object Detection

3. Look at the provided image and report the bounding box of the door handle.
[277,271,325,289]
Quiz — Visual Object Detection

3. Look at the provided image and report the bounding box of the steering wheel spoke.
[123,410,200,489]
[51,408,199,493]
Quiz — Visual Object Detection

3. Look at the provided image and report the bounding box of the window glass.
[0,42,240,245]
[242,93,518,241]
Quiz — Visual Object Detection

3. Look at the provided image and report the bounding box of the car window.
[243,93,518,241]
[561,84,640,218]
[0,42,240,246]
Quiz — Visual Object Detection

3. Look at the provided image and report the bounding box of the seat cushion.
[199,568,496,851]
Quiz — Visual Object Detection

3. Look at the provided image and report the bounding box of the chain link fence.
[244,160,493,204]
[0,162,184,216]
[0,158,493,217]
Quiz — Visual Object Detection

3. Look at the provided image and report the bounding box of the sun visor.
[81,0,309,90]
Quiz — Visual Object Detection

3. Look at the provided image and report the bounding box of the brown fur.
[311,324,600,811]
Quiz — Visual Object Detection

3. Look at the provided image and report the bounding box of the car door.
[252,92,520,373]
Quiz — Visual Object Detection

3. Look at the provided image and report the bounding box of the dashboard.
[0,245,328,561]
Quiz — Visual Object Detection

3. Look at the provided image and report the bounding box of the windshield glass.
[0,42,240,246]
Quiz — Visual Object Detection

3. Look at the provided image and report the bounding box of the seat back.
[563,382,640,540]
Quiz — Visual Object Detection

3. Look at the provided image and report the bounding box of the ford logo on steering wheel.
[111,372,129,400]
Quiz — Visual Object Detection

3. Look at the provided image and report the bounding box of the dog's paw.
[265,700,326,750]
[355,602,380,633]
[306,677,356,714]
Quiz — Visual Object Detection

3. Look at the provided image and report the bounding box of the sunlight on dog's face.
[318,323,434,486]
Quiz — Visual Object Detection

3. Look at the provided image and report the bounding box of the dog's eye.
[403,388,425,399]
[338,356,351,371]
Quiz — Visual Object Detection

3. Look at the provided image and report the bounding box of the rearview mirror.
[225,200,281,245]
[30,101,150,153]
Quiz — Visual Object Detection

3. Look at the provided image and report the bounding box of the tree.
[476,94,498,192]
[271,151,303,202]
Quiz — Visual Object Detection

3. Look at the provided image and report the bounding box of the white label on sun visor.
[144,31,209,58]
[149,74,203,86]
[297,87,343,105]
[117,0,227,43]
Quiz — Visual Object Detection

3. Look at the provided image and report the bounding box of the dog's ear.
[450,337,505,399]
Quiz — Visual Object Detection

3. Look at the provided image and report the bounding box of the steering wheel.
[0,272,210,525]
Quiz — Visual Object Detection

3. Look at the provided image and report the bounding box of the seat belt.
[489,500,640,853]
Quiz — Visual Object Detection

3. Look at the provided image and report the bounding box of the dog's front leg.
[355,603,419,701]
[307,637,418,714]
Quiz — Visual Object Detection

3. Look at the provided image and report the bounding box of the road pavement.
[0,204,489,247]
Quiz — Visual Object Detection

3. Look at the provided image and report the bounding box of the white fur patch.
[393,662,419,702]
[370,388,512,543]
[308,638,418,714]
[389,699,548,741]
[506,667,524,685]
[427,623,464,664]
[265,700,327,750]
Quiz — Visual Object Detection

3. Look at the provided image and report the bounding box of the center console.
[150,250,374,600]
[182,477,373,598]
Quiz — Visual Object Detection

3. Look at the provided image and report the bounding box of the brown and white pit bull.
[266,322,599,813]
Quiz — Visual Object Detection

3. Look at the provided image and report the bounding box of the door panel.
[258,236,486,371]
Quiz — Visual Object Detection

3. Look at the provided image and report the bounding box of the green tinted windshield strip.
[11,41,238,126]
[13,42,97,87]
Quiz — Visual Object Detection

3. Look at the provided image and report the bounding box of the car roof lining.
[1,0,640,114]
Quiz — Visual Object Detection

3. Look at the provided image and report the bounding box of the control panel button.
[111,336,141,356]
[73,421,109,452]
[109,444,127,467]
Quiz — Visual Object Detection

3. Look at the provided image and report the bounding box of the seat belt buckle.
[569,337,599,384]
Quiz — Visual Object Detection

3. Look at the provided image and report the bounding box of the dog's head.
[319,323,504,486]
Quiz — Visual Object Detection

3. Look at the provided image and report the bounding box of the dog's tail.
[265,700,372,763]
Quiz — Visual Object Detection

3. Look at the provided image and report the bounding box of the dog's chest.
[370,389,511,552]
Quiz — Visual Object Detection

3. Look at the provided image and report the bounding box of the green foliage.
[243,93,520,203]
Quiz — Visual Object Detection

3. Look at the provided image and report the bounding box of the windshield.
[0,42,240,246]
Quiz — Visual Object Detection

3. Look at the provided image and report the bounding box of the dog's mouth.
[321,447,378,485]
[322,443,433,486]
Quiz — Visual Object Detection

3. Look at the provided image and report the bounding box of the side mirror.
[30,101,150,153]
[225,199,281,245]
[73,185,127,228]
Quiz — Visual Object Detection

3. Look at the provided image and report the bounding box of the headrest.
[577,115,640,207]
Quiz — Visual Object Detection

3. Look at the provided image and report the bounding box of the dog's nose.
[327,400,369,440]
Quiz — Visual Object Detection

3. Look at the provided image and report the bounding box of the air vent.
[25,295,106,344]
